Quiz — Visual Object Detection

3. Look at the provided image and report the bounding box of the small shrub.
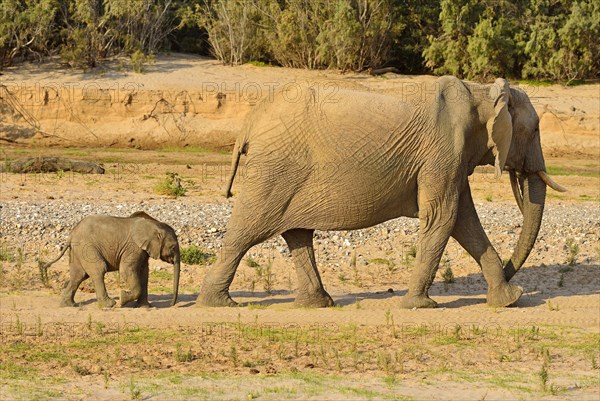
[407,243,417,258]
[180,245,214,265]
[130,50,155,73]
[248,258,274,293]
[128,377,142,400]
[0,243,14,262]
[245,257,260,268]
[103,370,110,388]
[229,344,238,367]
[565,238,579,266]
[539,362,549,391]
[154,172,186,198]
[262,262,274,294]
[72,364,91,376]
[485,193,493,202]
[175,343,194,363]
[442,266,454,284]
[370,258,392,266]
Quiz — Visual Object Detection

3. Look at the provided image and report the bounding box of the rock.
[1,157,105,174]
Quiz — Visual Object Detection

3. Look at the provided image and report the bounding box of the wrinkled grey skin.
[45,211,180,308]
[197,76,566,309]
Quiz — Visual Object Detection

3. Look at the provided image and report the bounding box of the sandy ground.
[0,57,599,400]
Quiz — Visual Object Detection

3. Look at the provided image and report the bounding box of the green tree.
[181,0,268,65]
[523,0,599,81]
[265,0,331,69]
[424,0,526,80]
[317,0,361,70]
[466,14,520,80]
[0,0,58,68]
[423,0,484,77]
[59,0,109,68]
[390,0,440,74]
[104,0,179,54]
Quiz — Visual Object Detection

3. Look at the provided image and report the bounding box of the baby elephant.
[44,211,180,308]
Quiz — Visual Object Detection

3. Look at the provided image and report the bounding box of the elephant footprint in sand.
[197,76,567,309]
[44,211,180,308]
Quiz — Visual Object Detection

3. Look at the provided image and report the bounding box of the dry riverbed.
[1,55,599,401]
[0,145,598,400]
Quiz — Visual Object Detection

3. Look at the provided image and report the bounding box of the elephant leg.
[119,262,145,307]
[281,229,334,308]
[60,263,88,307]
[399,182,458,309]
[197,205,276,307]
[451,188,523,307]
[196,242,254,307]
[135,261,151,308]
[84,259,116,308]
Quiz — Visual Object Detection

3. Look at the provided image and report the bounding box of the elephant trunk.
[504,173,546,281]
[171,254,180,306]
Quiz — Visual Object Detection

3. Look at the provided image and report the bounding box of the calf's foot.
[135,299,152,308]
[60,298,76,307]
[97,297,116,309]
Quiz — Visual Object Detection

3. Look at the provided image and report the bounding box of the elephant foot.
[60,298,76,307]
[399,294,438,309]
[294,290,334,308]
[196,290,238,307]
[120,290,138,307]
[135,300,152,309]
[487,283,523,308]
[97,298,116,309]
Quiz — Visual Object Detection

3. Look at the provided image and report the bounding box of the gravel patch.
[1,200,598,265]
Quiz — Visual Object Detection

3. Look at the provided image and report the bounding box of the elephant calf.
[44,211,180,308]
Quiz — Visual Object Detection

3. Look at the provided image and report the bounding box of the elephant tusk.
[537,171,568,192]
[509,170,524,215]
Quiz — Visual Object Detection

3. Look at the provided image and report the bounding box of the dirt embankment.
[1,54,599,154]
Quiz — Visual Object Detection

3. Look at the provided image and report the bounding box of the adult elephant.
[45,211,180,308]
[197,77,566,309]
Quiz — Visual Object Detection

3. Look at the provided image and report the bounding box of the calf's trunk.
[171,255,180,306]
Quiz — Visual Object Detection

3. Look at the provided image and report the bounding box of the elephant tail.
[225,136,248,198]
[42,243,71,270]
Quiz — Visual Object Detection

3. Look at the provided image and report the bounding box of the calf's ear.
[132,220,162,259]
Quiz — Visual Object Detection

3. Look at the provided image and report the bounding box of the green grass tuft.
[154,172,186,198]
[180,245,215,265]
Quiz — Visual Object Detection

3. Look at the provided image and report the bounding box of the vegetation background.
[1,0,598,82]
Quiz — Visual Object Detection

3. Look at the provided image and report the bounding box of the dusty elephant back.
[244,84,420,159]
[231,84,427,230]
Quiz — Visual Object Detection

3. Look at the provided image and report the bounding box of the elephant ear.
[131,219,162,259]
[486,78,513,178]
